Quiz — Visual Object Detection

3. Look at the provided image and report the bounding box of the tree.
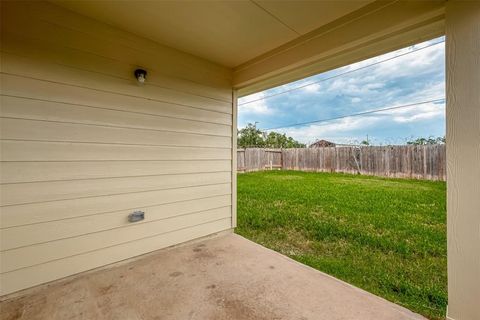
[237,123,265,148]
[360,140,370,146]
[406,136,445,145]
[237,123,305,148]
[264,131,305,148]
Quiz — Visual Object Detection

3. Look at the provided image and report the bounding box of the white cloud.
[387,102,445,123]
[342,38,444,78]
[280,116,382,144]
[237,91,272,115]
[302,83,321,93]
[407,82,445,102]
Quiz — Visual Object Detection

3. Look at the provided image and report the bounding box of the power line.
[239,40,445,106]
[263,98,445,131]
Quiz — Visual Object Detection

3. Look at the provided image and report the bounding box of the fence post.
[281,148,284,170]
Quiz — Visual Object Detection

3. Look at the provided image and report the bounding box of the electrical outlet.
[128,211,145,222]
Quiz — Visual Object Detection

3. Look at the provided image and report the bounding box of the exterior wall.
[0,1,234,295]
[445,2,480,319]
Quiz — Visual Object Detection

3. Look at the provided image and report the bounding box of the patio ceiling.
[50,0,373,68]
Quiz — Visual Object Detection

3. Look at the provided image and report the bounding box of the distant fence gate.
[237,145,446,181]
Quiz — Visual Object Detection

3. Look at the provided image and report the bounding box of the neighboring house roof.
[309,139,336,148]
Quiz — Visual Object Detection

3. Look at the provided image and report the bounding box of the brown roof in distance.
[309,139,336,148]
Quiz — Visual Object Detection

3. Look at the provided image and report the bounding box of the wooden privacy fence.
[237,145,446,181]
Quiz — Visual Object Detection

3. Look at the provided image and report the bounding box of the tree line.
[237,123,305,148]
[237,123,445,148]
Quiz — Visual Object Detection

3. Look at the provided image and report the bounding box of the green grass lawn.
[236,170,446,320]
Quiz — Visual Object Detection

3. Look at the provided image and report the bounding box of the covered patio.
[0,233,425,320]
[1,1,479,319]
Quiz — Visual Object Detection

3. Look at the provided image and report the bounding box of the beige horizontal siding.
[2,207,231,273]
[2,76,231,123]
[1,172,231,206]
[2,53,232,114]
[0,1,234,295]
[1,160,232,184]
[1,195,231,251]
[1,86,230,136]
[1,141,231,161]
[0,118,232,148]
[1,33,232,102]
[2,183,231,228]
[0,218,232,295]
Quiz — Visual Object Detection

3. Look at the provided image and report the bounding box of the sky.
[237,36,445,146]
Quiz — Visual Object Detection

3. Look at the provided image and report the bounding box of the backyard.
[236,171,447,320]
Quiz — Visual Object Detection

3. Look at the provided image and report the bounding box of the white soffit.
[50,0,374,67]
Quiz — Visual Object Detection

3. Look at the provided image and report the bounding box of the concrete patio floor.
[0,232,425,320]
